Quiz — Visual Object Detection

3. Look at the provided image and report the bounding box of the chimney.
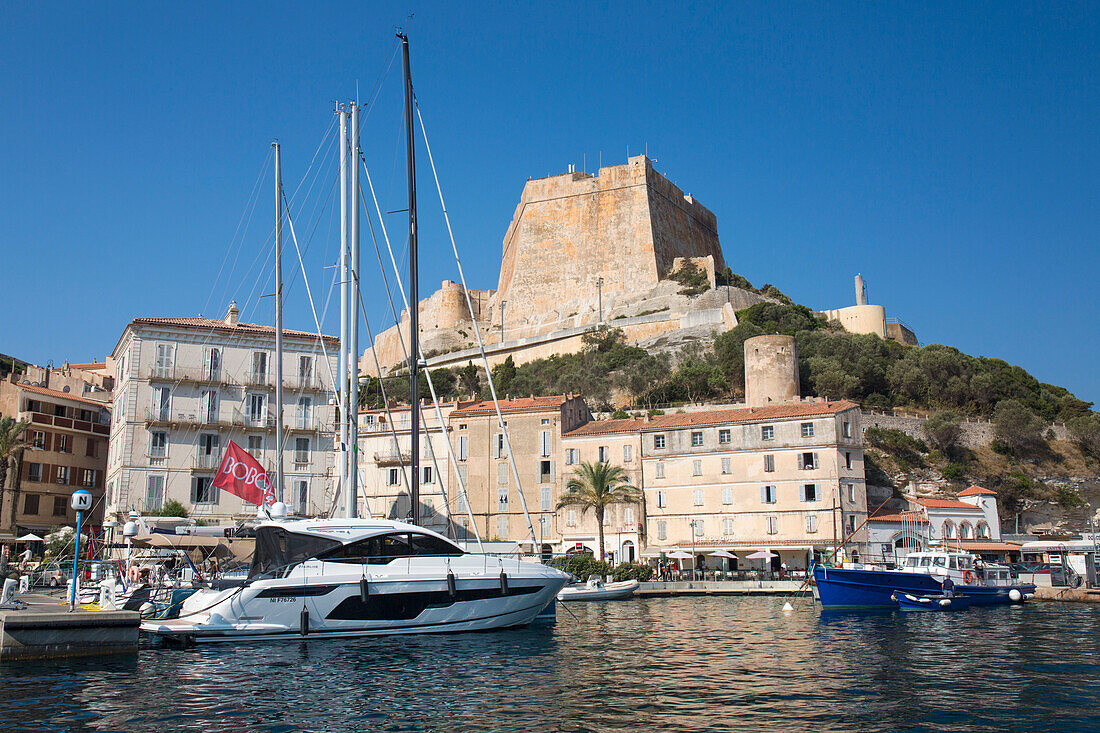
[225,301,240,326]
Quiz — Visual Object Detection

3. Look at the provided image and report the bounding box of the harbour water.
[2,597,1098,732]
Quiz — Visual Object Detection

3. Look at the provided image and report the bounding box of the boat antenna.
[399,30,421,526]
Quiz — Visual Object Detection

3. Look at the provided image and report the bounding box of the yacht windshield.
[249,527,342,578]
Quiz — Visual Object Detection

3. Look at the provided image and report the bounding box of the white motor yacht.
[141,518,570,643]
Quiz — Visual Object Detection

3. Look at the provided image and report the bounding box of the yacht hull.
[812,565,1034,609]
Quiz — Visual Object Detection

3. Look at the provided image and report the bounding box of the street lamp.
[538,516,547,560]
[689,518,698,579]
[596,278,604,323]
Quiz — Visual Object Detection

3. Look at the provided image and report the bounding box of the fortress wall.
[646,162,725,277]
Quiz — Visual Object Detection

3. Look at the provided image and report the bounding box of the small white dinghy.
[557,575,639,602]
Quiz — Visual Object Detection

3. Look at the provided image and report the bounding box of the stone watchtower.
[744,334,800,406]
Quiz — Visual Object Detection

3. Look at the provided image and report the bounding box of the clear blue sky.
[1,2,1097,406]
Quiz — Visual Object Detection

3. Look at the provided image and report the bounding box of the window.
[497,488,508,510]
[541,486,552,511]
[56,434,71,453]
[624,506,634,525]
[721,487,733,504]
[296,397,313,429]
[694,520,705,537]
[657,521,667,540]
[656,490,667,508]
[723,518,735,536]
[721,457,731,474]
[298,355,313,383]
[23,494,39,515]
[598,446,609,463]
[541,418,550,425]
[943,520,955,539]
[847,484,856,502]
[761,485,776,504]
[146,474,165,511]
[203,347,221,381]
[496,516,509,538]
[761,425,774,440]
[691,431,703,447]
[842,421,851,438]
[959,522,972,540]
[801,422,814,438]
[540,431,551,457]
[565,448,578,465]
[539,460,552,482]
[199,433,219,464]
[82,469,97,488]
[845,452,852,469]
[653,434,666,449]
[847,515,857,535]
[655,461,665,478]
[764,454,775,472]
[497,463,508,485]
[800,484,818,502]
[54,403,66,417]
[719,429,731,444]
[201,390,218,423]
[457,465,467,484]
[251,351,268,381]
[458,423,467,430]
[387,468,400,486]
[458,436,468,461]
[27,463,42,482]
[191,476,217,504]
[799,452,817,470]
[766,516,778,535]
[31,431,46,449]
[296,480,309,514]
[456,493,468,514]
[318,532,463,566]
[85,437,98,458]
[56,466,70,485]
[494,433,507,458]
[26,399,40,413]
[248,393,266,424]
[693,489,704,506]
[977,522,990,539]
[422,466,433,484]
[53,496,67,517]
[623,444,632,462]
[566,510,577,527]
[155,343,174,378]
[247,435,263,455]
[294,438,310,464]
[693,459,702,476]
[807,515,818,533]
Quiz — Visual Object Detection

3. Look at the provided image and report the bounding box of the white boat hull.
[557,579,639,602]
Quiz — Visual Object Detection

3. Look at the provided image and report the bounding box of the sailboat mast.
[349,101,360,519]
[273,140,285,503]
[400,32,420,526]
[338,106,350,517]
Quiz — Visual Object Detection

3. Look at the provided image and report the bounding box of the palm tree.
[0,416,32,527]
[557,461,641,563]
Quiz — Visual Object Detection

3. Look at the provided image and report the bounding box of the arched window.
[976,522,990,539]
[959,522,972,540]
[942,520,955,539]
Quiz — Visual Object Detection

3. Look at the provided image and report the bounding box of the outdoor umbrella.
[17,534,44,543]
[745,549,778,573]
[666,551,694,559]
[707,550,737,559]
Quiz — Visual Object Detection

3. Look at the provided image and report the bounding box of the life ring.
[127,565,141,583]
[962,570,975,584]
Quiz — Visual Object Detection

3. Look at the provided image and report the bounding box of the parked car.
[30,563,66,588]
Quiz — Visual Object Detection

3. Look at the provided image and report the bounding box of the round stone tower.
[744,334,800,407]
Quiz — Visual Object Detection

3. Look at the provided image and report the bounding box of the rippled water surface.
[2,598,1098,732]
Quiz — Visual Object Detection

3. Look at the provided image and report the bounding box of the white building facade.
[105,305,338,523]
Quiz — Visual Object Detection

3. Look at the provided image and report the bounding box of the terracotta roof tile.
[958,485,998,497]
[67,362,106,370]
[16,383,110,408]
[565,400,860,437]
[130,317,339,345]
[451,395,570,417]
[868,511,928,524]
[913,496,981,510]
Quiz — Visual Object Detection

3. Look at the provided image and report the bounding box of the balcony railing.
[145,408,238,428]
[242,370,276,388]
[284,374,326,392]
[374,451,412,466]
[192,453,221,471]
[233,409,276,430]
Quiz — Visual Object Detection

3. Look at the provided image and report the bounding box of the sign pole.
[69,490,92,612]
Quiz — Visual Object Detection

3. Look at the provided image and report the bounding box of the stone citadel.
[364,156,915,376]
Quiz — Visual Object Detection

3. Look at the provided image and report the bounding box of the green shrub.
[941,463,967,480]
[668,262,710,296]
[612,563,654,582]
[156,499,189,518]
[924,411,962,453]
[546,554,612,580]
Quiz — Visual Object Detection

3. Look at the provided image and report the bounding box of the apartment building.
[356,400,475,537]
[105,303,338,523]
[0,378,110,535]
[444,395,591,553]
[563,401,868,568]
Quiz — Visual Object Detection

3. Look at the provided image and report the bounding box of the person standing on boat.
[941,576,955,598]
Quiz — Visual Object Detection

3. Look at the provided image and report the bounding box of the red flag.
[212,441,277,507]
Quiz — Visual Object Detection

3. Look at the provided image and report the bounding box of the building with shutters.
[0,378,111,536]
[104,303,338,523]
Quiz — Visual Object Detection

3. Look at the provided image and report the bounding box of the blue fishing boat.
[813,550,1034,608]
[892,591,972,612]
